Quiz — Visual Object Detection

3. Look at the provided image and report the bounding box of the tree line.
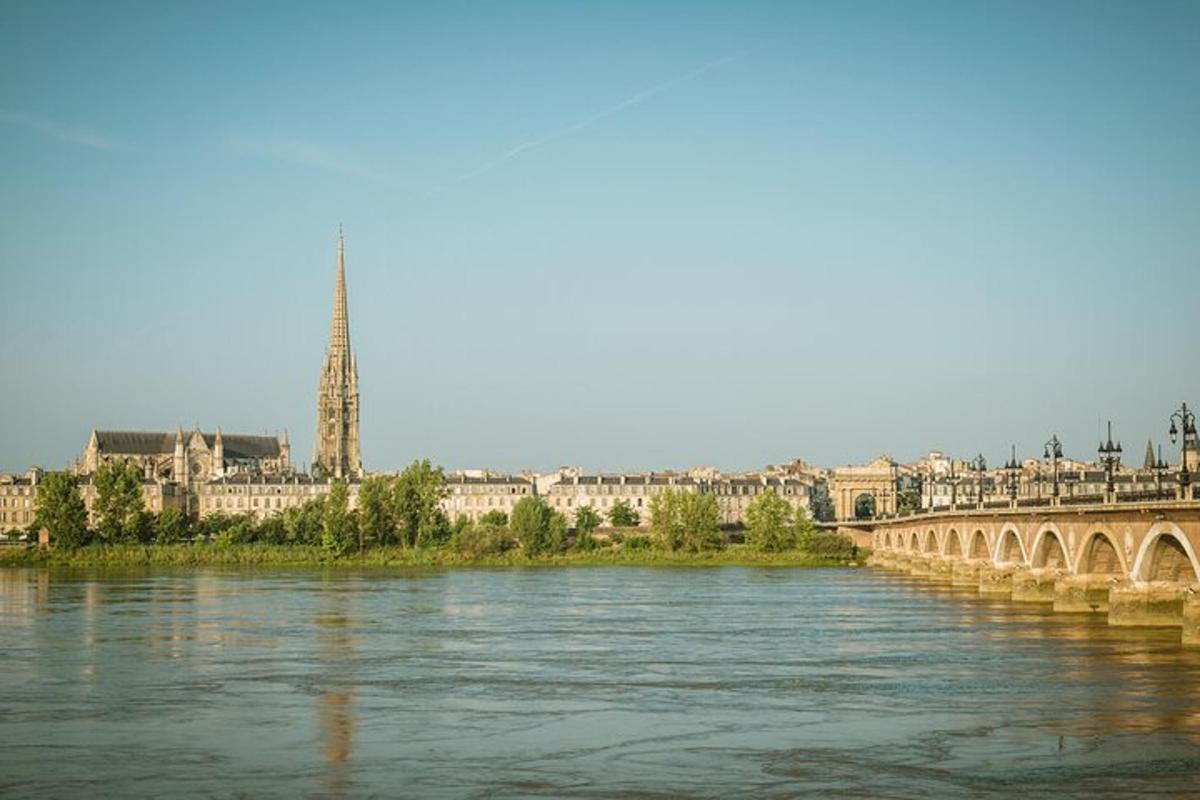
[27,459,854,559]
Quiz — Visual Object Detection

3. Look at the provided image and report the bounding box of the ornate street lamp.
[1151,444,1170,500]
[949,459,959,508]
[1005,444,1020,501]
[1169,402,1196,491]
[969,454,987,506]
[1098,420,1122,499]
[1043,435,1063,500]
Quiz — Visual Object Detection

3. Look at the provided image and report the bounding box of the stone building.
[78,427,289,485]
[710,475,811,526]
[196,473,345,519]
[443,473,535,522]
[77,475,189,523]
[314,228,363,479]
[1,469,189,536]
[0,469,41,535]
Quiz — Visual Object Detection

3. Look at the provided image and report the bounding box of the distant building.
[0,469,41,535]
[77,427,289,486]
[443,473,535,522]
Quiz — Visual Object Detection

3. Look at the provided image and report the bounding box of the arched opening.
[854,493,876,520]
[922,530,937,553]
[1143,534,1200,583]
[909,531,920,552]
[1079,533,1123,575]
[1032,531,1068,570]
[997,529,1025,565]
[945,530,962,557]
[968,530,988,559]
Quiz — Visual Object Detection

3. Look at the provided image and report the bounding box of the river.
[2,566,1199,798]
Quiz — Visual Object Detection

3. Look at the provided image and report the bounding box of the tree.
[897,487,921,514]
[745,490,796,552]
[808,480,835,523]
[511,496,562,557]
[358,475,396,548]
[479,510,508,527]
[574,506,602,537]
[608,500,640,528]
[283,497,325,545]
[322,479,355,555]
[451,521,514,559]
[679,492,722,552]
[34,472,90,548]
[154,507,188,544]
[93,460,148,543]
[393,460,449,548]
[650,489,721,552]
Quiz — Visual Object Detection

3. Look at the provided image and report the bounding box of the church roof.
[93,430,176,455]
[199,433,281,459]
[92,430,280,459]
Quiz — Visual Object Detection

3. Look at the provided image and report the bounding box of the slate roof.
[93,430,280,459]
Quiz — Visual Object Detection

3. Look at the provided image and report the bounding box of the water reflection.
[1,566,1200,798]
[315,580,357,799]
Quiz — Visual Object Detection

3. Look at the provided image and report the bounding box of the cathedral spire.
[315,226,363,479]
[329,224,351,359]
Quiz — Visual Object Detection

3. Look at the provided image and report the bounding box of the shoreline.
[0,543,860,570]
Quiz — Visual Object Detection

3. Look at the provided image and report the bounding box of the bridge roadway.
[836,500,1200,646]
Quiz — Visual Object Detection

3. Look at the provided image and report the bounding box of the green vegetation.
[0,542,857,569]
[607,500,640,528]
[13,461,860,569]
[93,460,150,543]
[33,472,89,547]
[649,488,722,552]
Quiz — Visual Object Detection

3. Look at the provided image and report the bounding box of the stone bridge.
[847,501,1200,645]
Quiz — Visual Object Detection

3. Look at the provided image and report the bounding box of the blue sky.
[1,0,1198,474]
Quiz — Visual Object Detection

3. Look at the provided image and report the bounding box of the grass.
[0,542,860,569]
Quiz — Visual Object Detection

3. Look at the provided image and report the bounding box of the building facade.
[314,229,363,479]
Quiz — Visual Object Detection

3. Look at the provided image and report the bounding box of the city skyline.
[2,2,1199,473]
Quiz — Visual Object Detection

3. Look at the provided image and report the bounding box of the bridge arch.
[921,529,938,554]
[966,529,989,560]
[1131,522,1200,584]
[1029,524,1071,572]
[908,531,920,552]
[1074,528,1126,576]
[994,524,1028,566]
[943,528,964,557]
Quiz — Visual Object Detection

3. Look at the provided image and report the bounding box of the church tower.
[315,227,363,479]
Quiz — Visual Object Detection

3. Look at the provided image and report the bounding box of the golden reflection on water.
[316,583,358,800]
[894,572,1200,745]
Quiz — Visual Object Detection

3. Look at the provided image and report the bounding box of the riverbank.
[0,542,859,569]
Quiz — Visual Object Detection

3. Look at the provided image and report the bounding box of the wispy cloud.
[225,133,381,181]
[450,51,748,184]
[0,109,132,152]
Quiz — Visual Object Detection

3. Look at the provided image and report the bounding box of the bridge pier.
[1053,575,1115,613]
[928,557,953,581]
[1183,591,1200,646]
[1108,582,1188,628]
[909,556,933,577]
[951,560,983,587]
[978,565,1015,598]
[1011,569,1057,603]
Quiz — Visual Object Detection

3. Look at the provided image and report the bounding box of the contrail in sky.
[450,51,749,184]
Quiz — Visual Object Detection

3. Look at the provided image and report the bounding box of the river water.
[2,566,1200,798]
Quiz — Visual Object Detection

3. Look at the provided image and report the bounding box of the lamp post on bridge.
[948,459,959,509]
[1151,444,1170,501]
[1005,445,1020,506]
[968,454,987,508]
[1098,420,1122,504]
[1169,402,1196,500]
[1044,435,1063,506]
